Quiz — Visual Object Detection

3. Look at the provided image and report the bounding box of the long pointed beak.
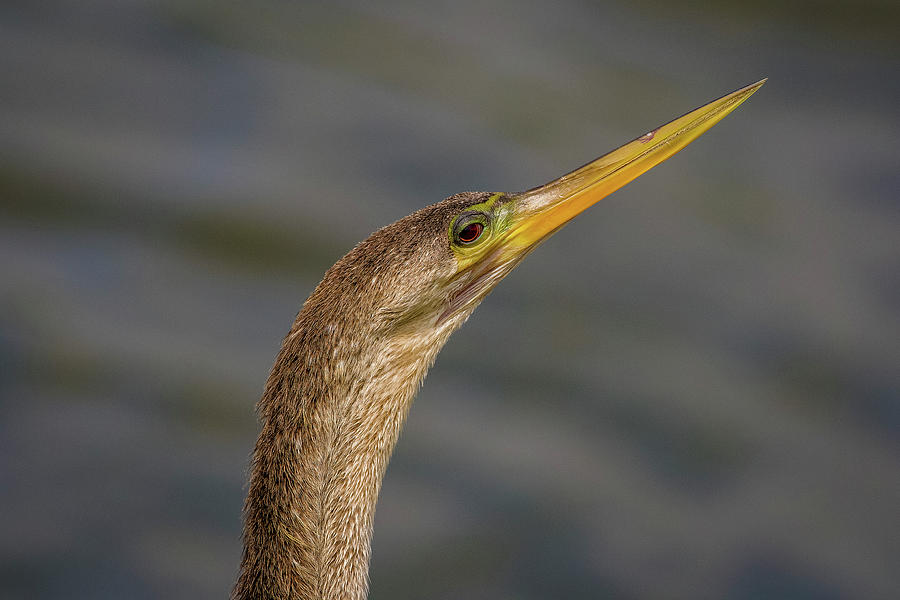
[504,79,766,249]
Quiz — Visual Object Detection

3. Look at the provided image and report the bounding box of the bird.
[232,80,765,600]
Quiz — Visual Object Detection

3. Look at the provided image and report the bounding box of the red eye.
[457,222,484,244]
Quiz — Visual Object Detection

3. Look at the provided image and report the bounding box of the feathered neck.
[232,289,458,600]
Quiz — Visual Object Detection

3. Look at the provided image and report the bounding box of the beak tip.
[746,78,768,93]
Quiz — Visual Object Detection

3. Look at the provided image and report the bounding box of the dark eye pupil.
[458,222,483,243]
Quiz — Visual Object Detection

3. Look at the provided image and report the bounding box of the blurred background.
[1,1,898,598]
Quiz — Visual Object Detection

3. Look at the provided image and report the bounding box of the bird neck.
[233,312,452,600]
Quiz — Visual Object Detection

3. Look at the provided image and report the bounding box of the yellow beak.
[506,79,766,248]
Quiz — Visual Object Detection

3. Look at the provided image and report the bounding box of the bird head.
[302,80,765,356]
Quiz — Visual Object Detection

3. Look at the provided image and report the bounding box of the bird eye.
[452,211,491,247]
[457,222,484,244]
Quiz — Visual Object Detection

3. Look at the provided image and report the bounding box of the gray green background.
[1,1,898,598]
